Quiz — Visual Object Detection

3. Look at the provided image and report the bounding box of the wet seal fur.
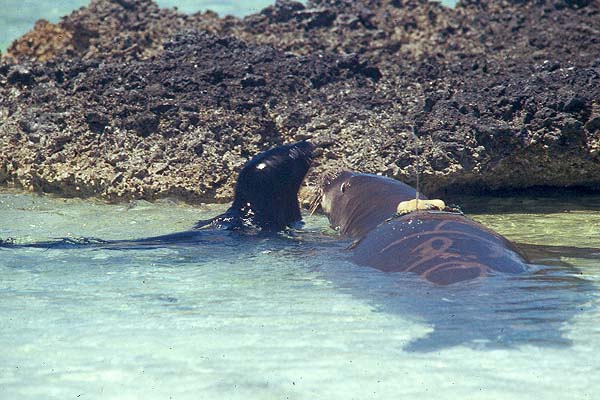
[0,141,314,248]
[195,140,314,232]
[320,170,529,285]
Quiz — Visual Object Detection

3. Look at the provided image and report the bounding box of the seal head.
[321,170,425,238]
[196,141,314,232]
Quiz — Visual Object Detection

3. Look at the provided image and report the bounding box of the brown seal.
[321,170,426,238]
[320,170,528,285]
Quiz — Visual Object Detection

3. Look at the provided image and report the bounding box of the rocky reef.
[1,0,599,203]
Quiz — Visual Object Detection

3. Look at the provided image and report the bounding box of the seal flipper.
[0,236,109,249]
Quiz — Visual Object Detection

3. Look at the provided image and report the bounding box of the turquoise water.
[2,0,597,397]
[0,0,457,52]
[1,190,599,399]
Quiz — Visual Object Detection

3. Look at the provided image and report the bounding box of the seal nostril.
[311,147,324,158]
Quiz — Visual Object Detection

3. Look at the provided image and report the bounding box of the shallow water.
[1,190,599,399]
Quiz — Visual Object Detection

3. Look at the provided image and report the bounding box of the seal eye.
[340,182,347,194]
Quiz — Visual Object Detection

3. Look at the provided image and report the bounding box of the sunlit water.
[1,190,599,399]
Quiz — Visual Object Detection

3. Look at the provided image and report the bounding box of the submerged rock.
[1,0,599,202]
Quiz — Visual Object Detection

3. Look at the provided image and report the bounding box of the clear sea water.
[1,0,598,398]
[1,190,599,399]
[0,0,457,52]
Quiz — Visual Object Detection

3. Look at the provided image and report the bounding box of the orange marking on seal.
[379,229,498,254]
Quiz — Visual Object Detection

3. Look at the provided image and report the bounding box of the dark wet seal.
[1,141,314,249]
[319,170,529,285]
[195,140,315,232]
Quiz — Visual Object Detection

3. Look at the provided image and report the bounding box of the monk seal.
[0,141,315,248]
[320,170,426,238]
[195,140,315,232]
[319,170,529,285]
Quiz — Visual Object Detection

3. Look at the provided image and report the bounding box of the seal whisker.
[308,188,322,216]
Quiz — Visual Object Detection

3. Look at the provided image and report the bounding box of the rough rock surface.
[1,0,599,203]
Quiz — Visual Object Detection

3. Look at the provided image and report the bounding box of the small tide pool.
[1,190,599,399]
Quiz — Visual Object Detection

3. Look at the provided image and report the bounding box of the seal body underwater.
[320,170,529,285]
[0,141,315,248]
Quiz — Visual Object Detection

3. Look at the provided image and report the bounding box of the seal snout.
[289,141,316,167]
[317,169,349,216]
[294,140,316,154]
